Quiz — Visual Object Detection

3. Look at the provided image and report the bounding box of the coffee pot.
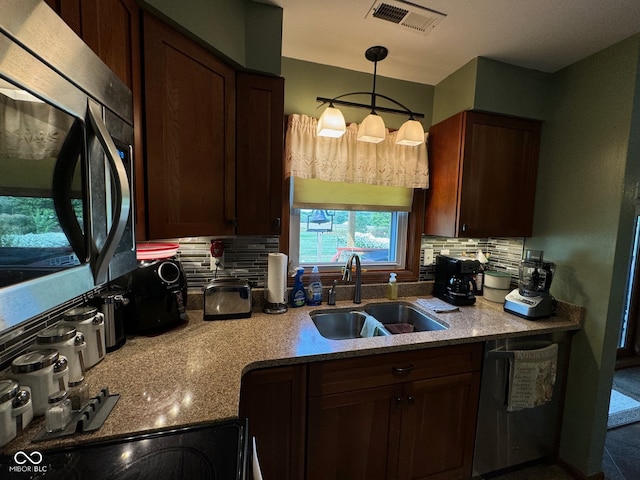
[447,275,477,298]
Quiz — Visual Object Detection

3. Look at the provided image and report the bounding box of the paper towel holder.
[263,253,289,314]
[263,290,288,314]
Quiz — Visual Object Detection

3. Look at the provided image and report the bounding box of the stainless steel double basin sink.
[310,302,448,340]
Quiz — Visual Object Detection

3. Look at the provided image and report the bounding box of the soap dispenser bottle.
[290,267,306,307]
[387,272,398,300]
[307,266,323,306]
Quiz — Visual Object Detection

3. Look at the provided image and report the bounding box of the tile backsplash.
[174,235,524,289]
[175,236,280,290]
[420,236,524,283]
[0,234,524,369]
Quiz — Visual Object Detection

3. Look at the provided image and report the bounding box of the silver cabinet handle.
[392,364,414,375]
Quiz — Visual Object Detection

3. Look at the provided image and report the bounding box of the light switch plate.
[423,248,434,265]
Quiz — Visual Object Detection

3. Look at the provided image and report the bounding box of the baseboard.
[558,458,604,480]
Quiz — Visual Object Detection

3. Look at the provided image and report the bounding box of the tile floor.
[602,421,640,479]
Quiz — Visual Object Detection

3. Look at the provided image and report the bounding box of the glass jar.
[45,390,72,433]
[67,377,90,410]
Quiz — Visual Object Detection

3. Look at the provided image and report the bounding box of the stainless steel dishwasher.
[473,331,573,477]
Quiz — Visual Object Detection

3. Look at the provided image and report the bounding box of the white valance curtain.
[285,114,429,189]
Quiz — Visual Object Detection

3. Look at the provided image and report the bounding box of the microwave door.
[86,99,131,285]
[52,117,89,263]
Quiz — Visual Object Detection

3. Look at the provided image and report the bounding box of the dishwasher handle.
[486,349,515,360]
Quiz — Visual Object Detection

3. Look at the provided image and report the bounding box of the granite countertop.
[2,294,583,454]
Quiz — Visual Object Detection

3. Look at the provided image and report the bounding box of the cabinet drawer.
[308,343,483,397]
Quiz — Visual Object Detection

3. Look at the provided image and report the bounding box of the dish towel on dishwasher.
[360,314,385,338]
[507,343,558,411]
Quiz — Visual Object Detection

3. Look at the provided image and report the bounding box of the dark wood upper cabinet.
[426,110,542,238]
[142,13,236,239]
[235,73,285,235]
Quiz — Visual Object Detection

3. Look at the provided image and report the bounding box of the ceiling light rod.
[316,94,425,119]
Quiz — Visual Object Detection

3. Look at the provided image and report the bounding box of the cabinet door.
[425,111,541,238]
[458,111,541,237]
[143,13,236,239]
[307,384,401,480]
[239,365,306,480]
[44,0,82,35]
[424,112,465,238]
[396,372,481,480]
[236,73,285,235]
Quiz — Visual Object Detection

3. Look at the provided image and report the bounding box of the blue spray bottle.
[290,267,306,307]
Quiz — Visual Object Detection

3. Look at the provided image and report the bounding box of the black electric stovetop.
[0,420,248,480]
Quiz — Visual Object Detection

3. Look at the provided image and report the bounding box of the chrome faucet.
[342,253,362,304]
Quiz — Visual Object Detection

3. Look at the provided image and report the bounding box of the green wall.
[474,57,551,121]
[432,57,551,124]
[141,0,282,75]
[525,34,640,474]
[432,58,477,124]
[281,57,434,131]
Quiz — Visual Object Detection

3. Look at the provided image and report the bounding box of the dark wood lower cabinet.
[239,365,306,480]
[307,384,400,480]
[396,372,481,480]
[239,343,482,480]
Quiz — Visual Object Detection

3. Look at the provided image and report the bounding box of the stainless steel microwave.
[0,0,136,330]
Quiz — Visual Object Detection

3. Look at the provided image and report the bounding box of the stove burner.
[1,421,247,480]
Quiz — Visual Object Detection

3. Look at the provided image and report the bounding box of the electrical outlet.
[423,248,434,265]
[441,248,450,255]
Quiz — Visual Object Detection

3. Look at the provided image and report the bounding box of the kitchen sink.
[364,302,448,333]
[310,310,392,340]
[310,302,448,340]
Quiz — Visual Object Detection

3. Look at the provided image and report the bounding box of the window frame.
[280,181,425,286]
[289,209,408,270]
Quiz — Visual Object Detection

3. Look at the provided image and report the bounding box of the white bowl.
[484,285,510,303]
[484,271,512,290]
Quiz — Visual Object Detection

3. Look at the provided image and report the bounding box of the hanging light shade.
[396,119,425,146]
[357,113,386,144]
[317,106,346,138]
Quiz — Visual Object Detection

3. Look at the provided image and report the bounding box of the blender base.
[503,289,555,319]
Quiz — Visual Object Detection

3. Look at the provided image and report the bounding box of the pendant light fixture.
[316,46,425,145]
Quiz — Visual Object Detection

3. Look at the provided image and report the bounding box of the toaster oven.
[204,278,252,320]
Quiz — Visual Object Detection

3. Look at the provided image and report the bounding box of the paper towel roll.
[267,253,288,304]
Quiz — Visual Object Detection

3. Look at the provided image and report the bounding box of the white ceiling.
[267,0,640,85]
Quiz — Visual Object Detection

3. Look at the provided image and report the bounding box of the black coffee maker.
[434,255,481,306]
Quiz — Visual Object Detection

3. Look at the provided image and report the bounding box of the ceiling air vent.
[365,0,446,35]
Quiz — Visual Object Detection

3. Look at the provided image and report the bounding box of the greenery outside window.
[289,208,408,270]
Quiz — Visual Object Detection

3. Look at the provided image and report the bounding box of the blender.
[503,249,556,319]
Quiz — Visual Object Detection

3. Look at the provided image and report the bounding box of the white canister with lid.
[61,306,105,369]
[10,350,69,416]
[31,324,86,382]
[0,379,33,447]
